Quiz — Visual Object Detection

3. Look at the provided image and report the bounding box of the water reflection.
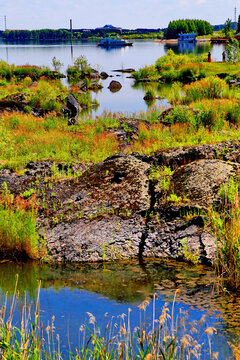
[1,259,240,357]
[0,40,225,116]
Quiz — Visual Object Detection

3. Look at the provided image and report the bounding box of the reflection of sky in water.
[0,40,226,116]
[0,260,236,358]
[4,287,231,359]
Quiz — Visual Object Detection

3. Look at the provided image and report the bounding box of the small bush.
[0,183,39,259]
[164,106,195,126]
[184,76,228,102]
[30,80,62,113]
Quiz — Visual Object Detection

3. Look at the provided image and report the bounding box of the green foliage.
[164,19,213,39]
[134,51,206,84]
[73,55,89,71]
[218,176,238,204]
[1,28,72,40]
[144,88,156,100]
[30,80,62,113]
[166,193,183,204]
[164,106,196,126]
[20,188,36,198]
[132,64,158,81]
[184,76,228,102]
[210,177,240,290]
[52,56,63,72]
[0,184,39,259]
[225,102,240,125]
[181,237,200,264]
[223,18,233,37]
[225,38,240,63]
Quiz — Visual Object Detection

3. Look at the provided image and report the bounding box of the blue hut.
[178,33,197,42]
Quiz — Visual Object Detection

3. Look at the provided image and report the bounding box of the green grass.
[0,183,39,259]
[210,177,240,290]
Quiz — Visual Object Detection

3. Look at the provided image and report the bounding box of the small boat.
[97,37,133,47]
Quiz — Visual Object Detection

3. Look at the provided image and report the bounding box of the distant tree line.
[1,29,72,40]
[164,19,213,39]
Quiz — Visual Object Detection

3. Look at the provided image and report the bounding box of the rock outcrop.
[3,140,240,265]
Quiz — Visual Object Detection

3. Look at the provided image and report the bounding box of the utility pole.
[4,15,7,31]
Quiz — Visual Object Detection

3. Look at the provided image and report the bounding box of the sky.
[0,0,239,30]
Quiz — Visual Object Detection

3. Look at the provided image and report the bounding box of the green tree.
[52,56,63,72]
[73,55,89,71]
[223,18,233,37]
[164,19,213,39]
[237,15,240,33]
[225,37,240,62]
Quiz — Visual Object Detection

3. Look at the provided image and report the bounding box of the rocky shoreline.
[2,139,240,265]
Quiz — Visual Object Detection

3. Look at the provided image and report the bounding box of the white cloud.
[179,0,189,7]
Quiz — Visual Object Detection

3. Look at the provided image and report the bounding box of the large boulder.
[45,154,151,262]
[172,159,240,207]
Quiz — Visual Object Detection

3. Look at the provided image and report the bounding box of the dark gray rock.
[46,215,145,262]
[100,71,109,79]
[143,214,216,265]
[66,93,81,121]
[172,159,240,207]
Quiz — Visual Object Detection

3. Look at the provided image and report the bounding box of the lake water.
[0,39,225,116]
[0,39,237,358]
[0,259,238,359]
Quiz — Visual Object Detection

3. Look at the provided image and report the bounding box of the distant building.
[178,33,197,42]
[95,24,122,31]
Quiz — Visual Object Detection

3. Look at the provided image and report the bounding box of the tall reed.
[0,286,220,359]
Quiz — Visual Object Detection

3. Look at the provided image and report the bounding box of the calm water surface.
[0,259,239,358]
[0,40,225,116]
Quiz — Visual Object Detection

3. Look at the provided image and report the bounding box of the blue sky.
[0,0,238,30]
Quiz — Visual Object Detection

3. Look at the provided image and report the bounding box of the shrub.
[30,80,62,113]
[155,50,203,72]
[225,102,240,126]
[73,55,89,71]
[132,64,158,81]
[52,56,63,72]
[184,76,228,102]
[225,38,240,63]
[164,106,195,126]
[210,177,240,290]
[0,183,39,259]
[144,88,156,100]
